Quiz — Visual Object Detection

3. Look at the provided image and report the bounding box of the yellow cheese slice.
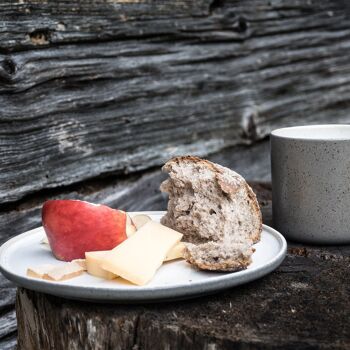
[101,221,182,285]
[72,259,87,270]
[164,242,186,261]
[43,262,84,281]
[27,264,55,278]
[85,251,117,280]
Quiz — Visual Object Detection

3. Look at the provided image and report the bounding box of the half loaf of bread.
[160,156,262,271]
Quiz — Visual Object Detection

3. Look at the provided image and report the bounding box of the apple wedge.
[42,200,128,261]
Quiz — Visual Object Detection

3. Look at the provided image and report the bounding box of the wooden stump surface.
[15,185,350,350]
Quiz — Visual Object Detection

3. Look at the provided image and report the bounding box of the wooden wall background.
[1,0,350,348]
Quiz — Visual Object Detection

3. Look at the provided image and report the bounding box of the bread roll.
[160,156,262,271]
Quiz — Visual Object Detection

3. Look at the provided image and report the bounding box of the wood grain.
[1,0,350,204]
[0,336,17,350]
[0,273,16,350]
[0,311,16,340]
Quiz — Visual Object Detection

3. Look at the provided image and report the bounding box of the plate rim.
[0,211,287,302]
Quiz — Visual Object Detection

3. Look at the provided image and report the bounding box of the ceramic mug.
[271,124,350,244]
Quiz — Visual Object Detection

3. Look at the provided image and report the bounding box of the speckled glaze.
[271,125,350,244]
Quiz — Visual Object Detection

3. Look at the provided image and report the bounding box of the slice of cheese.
[131,215,184,261]
[101,221,183,285]
[27,264,55,278]
[131,214,151,230]
[85,251,117,280]
[72,259,87,270]
[43,262,84,281]
[164,242,186,261]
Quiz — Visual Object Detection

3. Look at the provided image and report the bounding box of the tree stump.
[16,243,350,350]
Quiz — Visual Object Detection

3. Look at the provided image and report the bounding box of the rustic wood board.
[2,0,350,204]
[0,273,17,350]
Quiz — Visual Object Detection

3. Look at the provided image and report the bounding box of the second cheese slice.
[164,242,186,261]
[85,251,117,280]
[101,221,182,285]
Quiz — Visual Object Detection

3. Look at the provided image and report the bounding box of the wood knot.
[236,17,248,33]
[27,29,51,45]
[3,57,16,75]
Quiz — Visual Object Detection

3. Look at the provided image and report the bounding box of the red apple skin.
[42,200,127,261]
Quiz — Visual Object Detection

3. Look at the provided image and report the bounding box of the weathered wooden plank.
[0,0,210,52]
[0,287,16,314]
[0,272,17,348]
[0,275,16,350]
[0,1,346,51]
[0,311,16,340]
[0,336,17,350]
[1,1,350,203]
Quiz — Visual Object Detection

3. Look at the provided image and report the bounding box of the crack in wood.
[27,29,51,46]
[209,0,225,15]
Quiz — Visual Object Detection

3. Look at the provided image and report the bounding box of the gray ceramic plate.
[0,211,287,303]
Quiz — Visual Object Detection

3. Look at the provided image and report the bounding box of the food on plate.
[131,214,151,229]
[84,241,185,280]
[44,262,85,281]
[101,221,182,285]
[27,264,55,279]
[27,262,84,281]
[72,259,87,270]
[29,156,262,285]
[164,241,186,261]
[41,233,185,263]
[124,212,137,236]
[42,200,128,261]
[160,156,262,271]
[85,251,117,280]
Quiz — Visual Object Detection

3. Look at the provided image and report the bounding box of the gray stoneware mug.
[271,124,350,244]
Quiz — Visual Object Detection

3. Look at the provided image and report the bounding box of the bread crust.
[244,183,262,243]
[185,256,251,272]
